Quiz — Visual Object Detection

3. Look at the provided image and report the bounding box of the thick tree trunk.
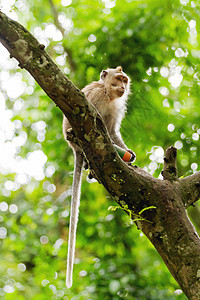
[0,11,200,299]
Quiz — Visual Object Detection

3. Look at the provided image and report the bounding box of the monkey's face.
[110,74,128,99]
[100,67,130,100]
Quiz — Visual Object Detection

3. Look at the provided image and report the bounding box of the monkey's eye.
[116,76,122,81]
[111,83,117,86]
[122,77,128,84]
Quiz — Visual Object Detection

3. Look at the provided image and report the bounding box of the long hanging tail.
[66,151,83,288]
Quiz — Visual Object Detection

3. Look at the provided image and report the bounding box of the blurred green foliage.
[0,0,200,298]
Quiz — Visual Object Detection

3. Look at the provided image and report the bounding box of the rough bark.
[0,11,200,299]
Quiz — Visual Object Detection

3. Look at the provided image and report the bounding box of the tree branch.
[1,11,200,299]
[0,10,144,207]
[178,172,200,208]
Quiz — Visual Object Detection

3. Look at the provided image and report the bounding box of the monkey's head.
[100,66,130,100]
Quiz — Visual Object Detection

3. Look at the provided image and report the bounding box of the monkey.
[63,66,134,288]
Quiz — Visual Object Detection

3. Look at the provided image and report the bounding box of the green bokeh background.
[0,0,200,298]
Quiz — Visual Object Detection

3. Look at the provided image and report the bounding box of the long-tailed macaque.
[63,66,134,288]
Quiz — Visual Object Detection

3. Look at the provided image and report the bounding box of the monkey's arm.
[110,129,128,150]
[110,130,136,161]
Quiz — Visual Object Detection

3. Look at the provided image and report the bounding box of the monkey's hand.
[83,158,89,170]
[127,149,136,162]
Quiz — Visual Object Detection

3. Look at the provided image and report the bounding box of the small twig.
[161,146,178,181]
[49,0,76,72]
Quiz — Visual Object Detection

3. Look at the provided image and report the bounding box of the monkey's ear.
[116,66,123,72]
[100,70,108,81]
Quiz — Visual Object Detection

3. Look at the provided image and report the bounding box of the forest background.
[0,0,199,299]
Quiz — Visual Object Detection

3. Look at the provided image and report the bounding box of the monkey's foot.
[83,158,89,170]
[86,170,100,183]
